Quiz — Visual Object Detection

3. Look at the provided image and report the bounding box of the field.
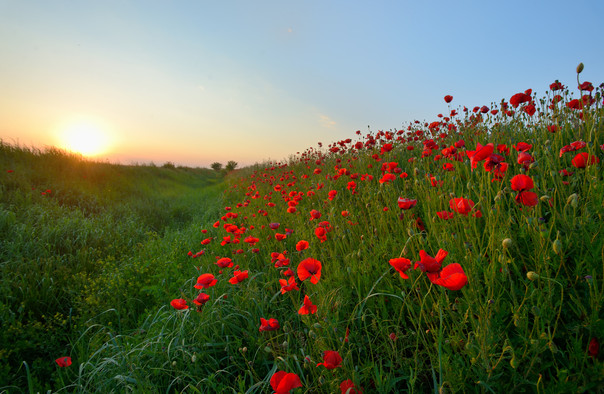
[1,71,602,393]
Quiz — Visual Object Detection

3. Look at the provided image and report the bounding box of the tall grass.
[0,144,225,390]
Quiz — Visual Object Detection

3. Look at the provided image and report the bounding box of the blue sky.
[1,1,602,167]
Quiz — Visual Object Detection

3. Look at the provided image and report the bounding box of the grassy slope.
[0,143,225,390]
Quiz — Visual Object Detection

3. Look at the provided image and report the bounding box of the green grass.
[1,72,603,393]
[0,144,225,391]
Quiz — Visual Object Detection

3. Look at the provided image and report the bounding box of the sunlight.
[60,121,110,157]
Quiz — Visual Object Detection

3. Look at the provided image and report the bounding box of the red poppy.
[436,211,455,220]
[415,249,448,273]
[379,173,396,184]
[514,142,532,152]
[229,270,249,284]
[194,274,217,289]
[55,356,72,367]
[328,190,337,200]
[510,174,534,191]
[389,257,412,279]
[571,152,599,168]
[259,318,280,332]
[216,257,233,268]
[550,81,565,91]
[279,276,299,294]
[275,233,287,241]
[578,81,593,92]
[270,371,302,394]
[588,337,599,359]
[298,295,317,315]
[515,191,538,207]
[524,103,536,116]
[397,197,417,210]
[309,209,321,220]
[296,240,309,251]
[444,95,453,103]
[317,350,342,369]
[171,298,189,310]
[297,258,322,284]
[315,227,327,242]
[427,263,468,290]
[201,238,212,245]
[510,92,532,107]
[449,197,481,217]
[193,293,210,306]
[244,236,260,245]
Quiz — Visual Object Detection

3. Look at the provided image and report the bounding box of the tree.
[225,160,238,171]
[211,162,223,171]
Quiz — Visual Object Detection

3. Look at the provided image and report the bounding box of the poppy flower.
[309,209,321,220]
[588,337,599,359]
[229,270,249,284]
[296,240,309,251]
[259,317,280,332]
[514,142,532,152]
[397,197,417,210]
[216,257,233,268]
[427,263,468,290]
[449,198,481,217]
[298,295,317,315]
[389,257,412,279]
[515,191,539,207]
[279,276,299,294]
[195,274,217,289]
[275,233,287,241]
[193,293,210,306]
[270,371,302,394]
[436,211,455,220]
[317,350,342,369]
[510,174,534,191]
[55,356,72,367]
[201,238,212,245]
[244,236,260,245]
[328,190,337,200]
[571,152,599,168]
[415,249,448,273]
[444,95,453,103]
[379,173,396,184]
[171,298,189,310]
[340,379,363,394]
[297,258,322,284]
[315,227,327,243]
[510,92,532,107]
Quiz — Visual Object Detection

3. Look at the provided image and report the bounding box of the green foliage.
[211,162,223,171]
[226,160,238,171]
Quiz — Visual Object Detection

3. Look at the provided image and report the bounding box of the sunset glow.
[59,122,110,157]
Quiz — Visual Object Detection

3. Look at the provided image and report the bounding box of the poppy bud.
[264,346,272,353]
[510,354,520,369]
[540,195,550,202]
[529,161,539,169]
[527,271,539,281]
[502,238,513,249]
[552,239,563,255]
[567,193,579,208]
[576,62,584,74]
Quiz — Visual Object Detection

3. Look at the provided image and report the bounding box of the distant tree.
[211,162,223,171]
[225,160,238,171]
[162,161,175,169]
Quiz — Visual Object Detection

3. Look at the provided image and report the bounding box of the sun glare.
[60,122,110,157]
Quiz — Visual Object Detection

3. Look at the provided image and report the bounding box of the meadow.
[1,66,602,393]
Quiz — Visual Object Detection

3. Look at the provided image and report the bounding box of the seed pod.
[576,62,584,74]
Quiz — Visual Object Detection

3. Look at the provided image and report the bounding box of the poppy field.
[3,65,604,392]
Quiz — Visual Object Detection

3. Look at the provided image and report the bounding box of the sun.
[60,122,110,157]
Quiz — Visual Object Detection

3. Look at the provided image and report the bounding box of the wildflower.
[216,257,233,268]
[588,338,599,359]
[427,263,468,290]
[171,298,188,310]
[193,293,210,306]
[309,209,321,220]
[397,197,417,210]
[298,295,317,315]
[510,174,534,191]
[296,240,309,251]
[259,318,280,332]
[297,258,322,284]
[436,211,455,220]
[55,356,72,367]
[317,350,342,369]
[328,190,337,200]
[571,152,599,168]
[279,276,299,294]
[389,257,412,279]
[275,233,287,241]
[449,197,481,217]
[444,95,453,103]
[415,249,448,273]
[229,270,249,284]
[194,274,217,289]
[510,92,532,107]
[270,371,302,394]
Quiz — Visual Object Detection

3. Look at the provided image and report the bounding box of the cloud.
[319,114,336,128]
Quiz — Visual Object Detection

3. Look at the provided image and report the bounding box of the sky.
[1,1,603,168]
